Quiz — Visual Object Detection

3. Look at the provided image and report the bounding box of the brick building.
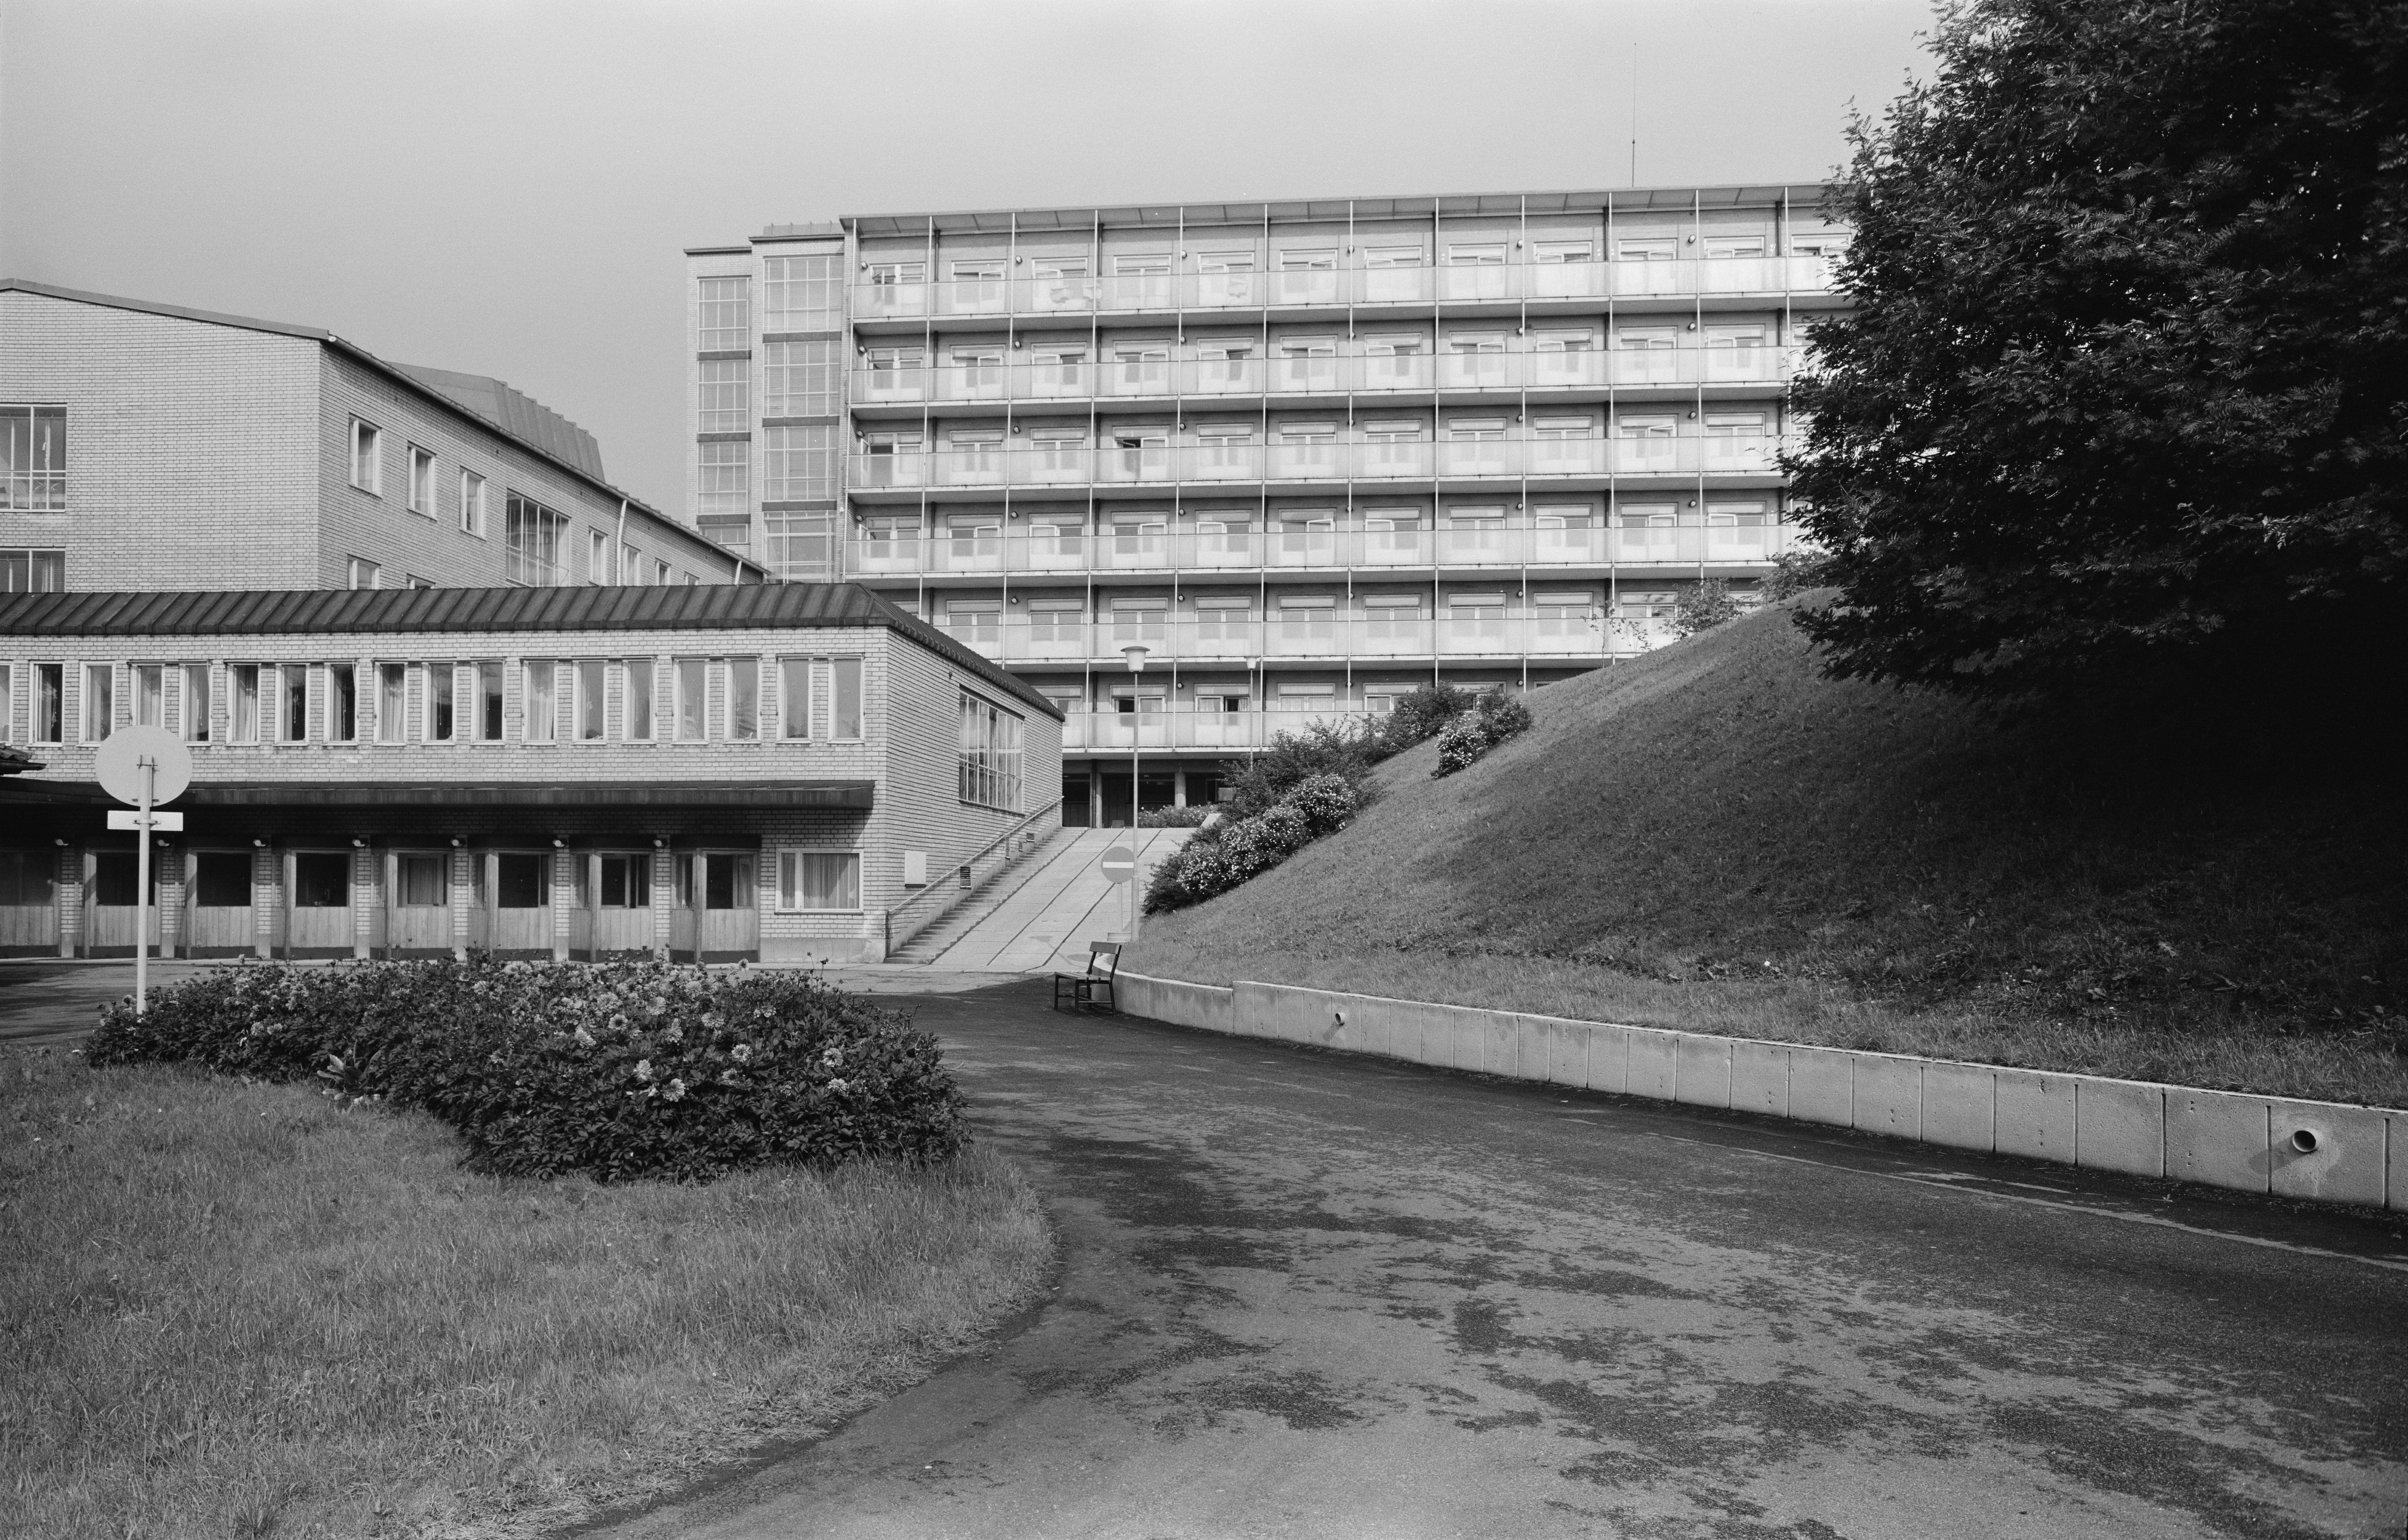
[0,584,1060,963]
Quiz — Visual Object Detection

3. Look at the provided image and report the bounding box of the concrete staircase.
[903,827,1194,972]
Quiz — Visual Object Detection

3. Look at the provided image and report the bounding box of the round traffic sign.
[1099,844,1138,884]
[94,725,193,806]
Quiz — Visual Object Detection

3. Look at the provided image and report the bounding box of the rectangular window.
[764,511,835,580]
[865,260,925,287]
[1363,246,1421,268]
[347,556,380,590]
[598,854,650,908]
[777,851,861,912]
[624,658,654,740]
[1534,240,1594,264]
[477,660,504,741]
[697,356,750,433]
[350,419,381,493]
[133,664,164,728]
[779,657,811,739]
[675,658,708,740]
[577,660,605,740]
[182,663,212,742]
[1447,243,1507,265]
[764,338,839,417]
[0,406,67,511]
[727,657,760,741]
[230,664,260,744]
[587,528,609,583]
[407,446,435,515]
[328,664,356,742]
[398,854,446,907]
[377,663,405,742]
[697,440,748,518]
[281,665,309,744]
[503,494,568,585]
[2,549,67,592]
[957,690,1024,811]
[30,662,60,743]
[698,275,752,351]
[763,423,833,501]
[763,253,841,332]
[423,662,454,742]
[830,656,862,739]
[82,662,113,743]
[622,542,641,582]
[459,469,487,536]
[523,660,556,742]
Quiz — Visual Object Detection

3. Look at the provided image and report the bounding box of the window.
[697,357,750,433]
[1705,411,1770,437]
[350,419,382,494]
[407,446,435,515]
[523,660,556,742]
[1447,243,1506,266]
[764,338,839,417]
[761,511,833,581]
[957,691,1024,811]
[830,657,862,739]
[1363,246,1422,268]
[763,424,834,501]
[2,549,66,591]
[1704,236,1767,260]
[134,664,164,728]
[727,657,760,740]
[82,663,113,743]
[1534,240,1594,264]
[476,660,504,741]
[697,276,751,351]
[405,574,435,589]
[622,542,641,582]
[620,658,656,741]
[185,852,246,907]
[459,469,488,536]
[1617,237,1678,262]
[0,848,45,908]
[329,664,356,742]
[576,660,606,741]
[1114,253,1171,276]
[377,664,405,742]
[697,440,748,518]
[1280,249,1337,270]
[1,407,66,511]
[398,854,446,907]
[865,260,925,287]
[598,854,650,908]
[777,851,861,912]
[230,664,260,744]
[587,529,611,583]
[503,494,568,585]
[423,662,454,742]
[779,657,811,739]
[762,253,840,332]
[675,658,707,740]
[281,665,310,744]
[182,663,212,742]
[30,663,62,743]
[495,852,544,909]
[347,557,381,590]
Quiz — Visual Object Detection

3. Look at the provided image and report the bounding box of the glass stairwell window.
[763,339,838,417]
[1274,248,1339,303]
[765,513,835,579]
[763,254,841,334]
[1531,327,1598,386]
[697,276,751,351]
[947,259,1007,314]
[1361,334,1427,391]
[697,358,750,433]
[1194,251,1256,307]
[862,345,925,400]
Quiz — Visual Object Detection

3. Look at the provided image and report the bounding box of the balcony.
[848,346,1800,407]
[931,612,1682,670]
[844,255,1839,323]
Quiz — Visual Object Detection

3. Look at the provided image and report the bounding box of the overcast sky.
[1,0,1936,521]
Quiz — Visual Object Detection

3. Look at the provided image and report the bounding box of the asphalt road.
[579,978,2408,1540]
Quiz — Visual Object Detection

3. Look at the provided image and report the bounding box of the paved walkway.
[585,979,2408,1540]
[921,827,1191,973]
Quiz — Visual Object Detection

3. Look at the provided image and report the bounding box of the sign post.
[94,726,193,1016]
[1099,843,1138,940]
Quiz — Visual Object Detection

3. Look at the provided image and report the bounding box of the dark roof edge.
[0,278,763,582]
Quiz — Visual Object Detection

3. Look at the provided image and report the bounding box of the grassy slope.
[0,1047,1051,1540]
[1133,601,2408,1105]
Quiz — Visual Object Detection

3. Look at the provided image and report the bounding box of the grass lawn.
[0,1045,1051,1539]
[1133,601,2407,1107]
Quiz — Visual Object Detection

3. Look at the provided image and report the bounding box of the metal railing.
[881,803,1060,958]
[931,612,1686,668]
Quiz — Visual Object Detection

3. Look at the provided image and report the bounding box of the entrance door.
[590,852,655,958]
[286,852,352,956]
[185,851,254,956]
[388,852,452,955]
[676,851,758,962]
[84,851,159,957]
[489,851,551,956]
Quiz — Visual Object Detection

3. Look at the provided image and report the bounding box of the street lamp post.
[1122,643,1149,937]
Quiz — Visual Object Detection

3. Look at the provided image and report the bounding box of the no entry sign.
[1099,845,1138,885]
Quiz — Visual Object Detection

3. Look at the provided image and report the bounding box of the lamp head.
[1122,644,1150,674]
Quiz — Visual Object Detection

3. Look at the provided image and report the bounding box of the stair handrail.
[883,805,1062,957]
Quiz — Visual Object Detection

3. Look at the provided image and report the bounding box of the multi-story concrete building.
[684,184,1847,822]
[1,279,753,594]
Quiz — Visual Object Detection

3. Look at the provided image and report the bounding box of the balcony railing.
[846,255,1839,320]
[849,346,1800,406]
[845,432,1793,492]
[927,612,1687,669]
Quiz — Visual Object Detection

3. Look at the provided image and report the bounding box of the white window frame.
[347,556,381,590]
[673,657,708,742]
[778,656,812,740]
[459,468,488,537]
[80,662,114,744]
[349,419,382,494]
[574,658,608,742]
[406,444,436,516]
[776,848,864,913]
[622,657,656,742]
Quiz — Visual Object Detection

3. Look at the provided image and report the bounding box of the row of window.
[3,548,66,592]
[858,409,1780,452]
[854,235,1842,286]
[860,323,1784,370]
[697,342,842,428]
[0,656,865,747]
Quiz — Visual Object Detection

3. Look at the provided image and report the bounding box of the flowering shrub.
[85,957,966,1182]
[1432,690,1536,778]
[1142,772,1359,914]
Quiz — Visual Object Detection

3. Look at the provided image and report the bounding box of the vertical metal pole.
[134,756,153,1015]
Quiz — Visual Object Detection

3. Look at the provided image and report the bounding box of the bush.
[1218,718,1381,822]
[1672,579,1746,636]
[1762,548,1836,601]
[1136,803,1213,828]
[84,957,966,1183]
[1142,772,1360,915]
[1374,684,1477,757]
[1432,689,1536,778]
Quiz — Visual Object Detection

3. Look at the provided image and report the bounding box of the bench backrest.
[1085,940,1122,980]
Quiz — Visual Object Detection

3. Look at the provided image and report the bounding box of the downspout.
[614,498,628,584]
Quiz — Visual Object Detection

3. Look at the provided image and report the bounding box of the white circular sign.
[1099,845,1138,884]
[94,725,193,806]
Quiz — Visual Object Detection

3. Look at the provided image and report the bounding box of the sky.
[1,0,1938,521]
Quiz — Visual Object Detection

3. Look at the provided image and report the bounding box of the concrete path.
[925,827,1192,974]
[585,979,2408,1540]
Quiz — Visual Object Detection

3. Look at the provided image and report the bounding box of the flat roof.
[0,583,1060,718]
[0,279,758,580]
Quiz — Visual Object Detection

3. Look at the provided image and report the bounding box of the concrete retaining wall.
[1114,971,2405,1213]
